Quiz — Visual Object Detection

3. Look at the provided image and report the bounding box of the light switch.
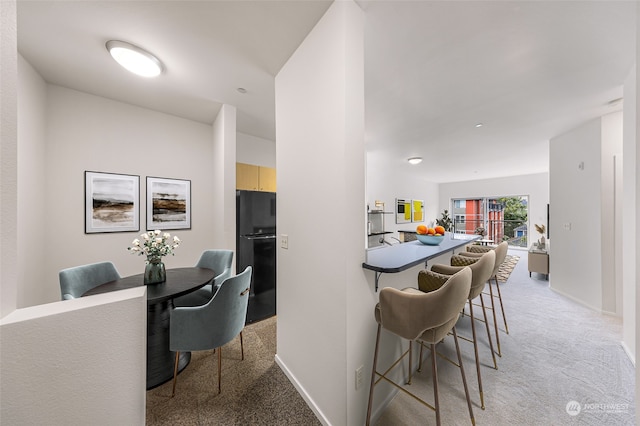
[280,234,288,249]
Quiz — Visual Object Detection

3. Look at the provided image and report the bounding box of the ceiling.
[17,1,636,183]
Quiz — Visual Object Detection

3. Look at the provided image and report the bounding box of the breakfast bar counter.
[363,234,480,291]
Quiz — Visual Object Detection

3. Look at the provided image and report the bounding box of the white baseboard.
[549,286,602,313]
[274,354,332,426]
[620,341,636,366]
[367,387,399,424]
[549,287,635,367]
[273,353,401,426]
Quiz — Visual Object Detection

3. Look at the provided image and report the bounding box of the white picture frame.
[146,177,191,230]
[85,171,140,233]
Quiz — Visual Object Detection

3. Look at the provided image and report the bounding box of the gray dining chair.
[59,261,121,300]
[170,265,252,397]
[173,249,234,307]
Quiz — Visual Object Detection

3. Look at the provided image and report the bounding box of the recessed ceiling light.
[237,87,247,94]
[106,40,163,78]
[475,123,484,128]
[408,157,422,165]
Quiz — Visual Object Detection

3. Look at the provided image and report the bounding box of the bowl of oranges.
[415,225,446,245]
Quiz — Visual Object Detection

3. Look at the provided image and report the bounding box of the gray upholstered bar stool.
[428,249,497,410]
[366,268,474,426]
[459,241,509,357]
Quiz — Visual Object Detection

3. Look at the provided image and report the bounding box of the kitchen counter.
[363,234,480,291]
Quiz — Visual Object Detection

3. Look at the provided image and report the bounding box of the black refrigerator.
[236,190,276,324]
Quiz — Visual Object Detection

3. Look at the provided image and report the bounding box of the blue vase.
[144,257,166,285]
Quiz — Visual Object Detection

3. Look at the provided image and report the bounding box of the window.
[450,196,529,247]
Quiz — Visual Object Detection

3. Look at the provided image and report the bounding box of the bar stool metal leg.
[453,327,475,425]
[494,276,509,334]
[366,324,382,426]
[468,300,485,410]
[479,293,498,369]
[407,341,413,385]
[430,343,440,426]
[487,280,501,357]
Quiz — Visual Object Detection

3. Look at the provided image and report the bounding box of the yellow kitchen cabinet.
[258,166,276,192]
[236,163,276,192]
[236,163,259,190]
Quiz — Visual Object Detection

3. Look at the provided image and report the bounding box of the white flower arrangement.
[128,230,181,261]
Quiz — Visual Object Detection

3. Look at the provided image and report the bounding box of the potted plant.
[435,209,453,232]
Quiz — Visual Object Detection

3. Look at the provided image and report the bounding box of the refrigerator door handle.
[243,235,277,240]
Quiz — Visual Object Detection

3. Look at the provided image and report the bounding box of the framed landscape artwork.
[146,177,191,230]
[85,171,140,233]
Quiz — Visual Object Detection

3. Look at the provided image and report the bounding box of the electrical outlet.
[280,234,288,249]
[355,365,364,390]
[563,222,572,231]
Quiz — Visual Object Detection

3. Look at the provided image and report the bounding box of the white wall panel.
[275,2,366,425]
[0,288,146,425]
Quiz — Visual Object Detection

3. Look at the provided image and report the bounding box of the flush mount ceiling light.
[106,40,163,77]
[407,157,423,165]
[475,123,484,128]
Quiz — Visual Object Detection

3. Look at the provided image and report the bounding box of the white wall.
[275,2,369,425]
[212,104,238,254]
[0,288,147,424]
[2,25,237,422]
[237,132,276,167]
[17,55,47,308]
[367,151,440,239]
[439,172,549,247]
[28,84,228,306]
[631,8,640,415]
[601,112,623,314]
[549,114,622,314]
[1,0,18,318]
[622,65,636,362]
[550,119,602,310]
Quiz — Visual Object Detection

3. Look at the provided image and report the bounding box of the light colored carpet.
[147,250,634,425]
[146,316,320,425]
[375,249,635,425]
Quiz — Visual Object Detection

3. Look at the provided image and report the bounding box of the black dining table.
[83,267,215,390]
